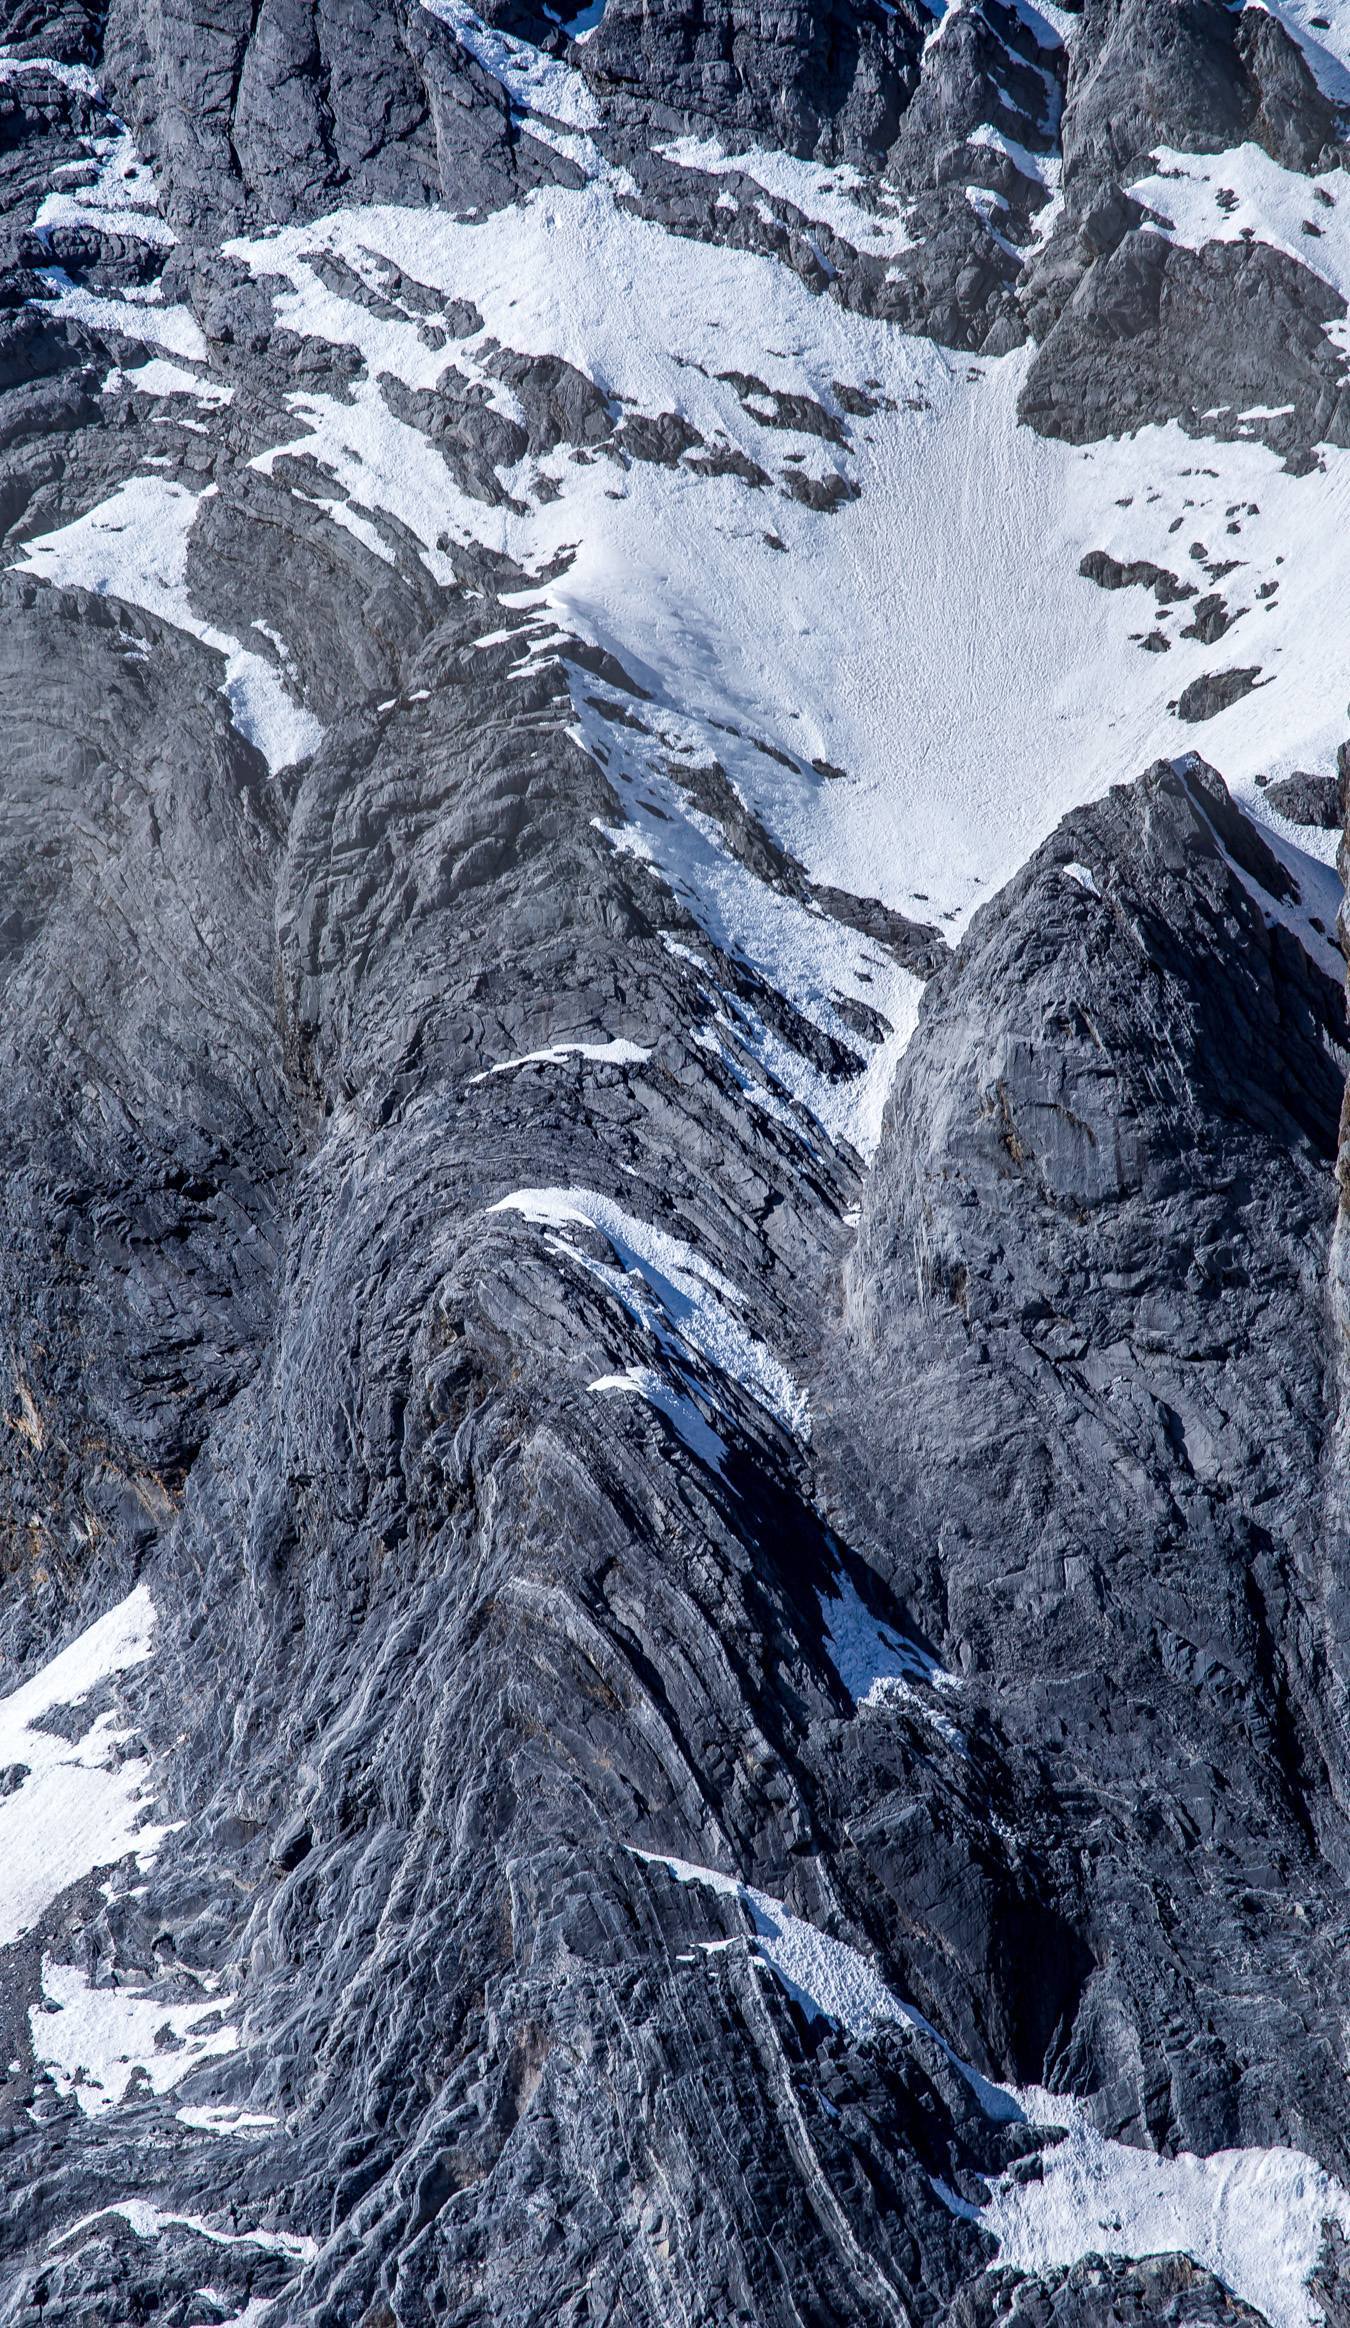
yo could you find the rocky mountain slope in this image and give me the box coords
[2,0,1350,2322]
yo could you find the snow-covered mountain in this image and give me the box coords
[2,0,1350,2320]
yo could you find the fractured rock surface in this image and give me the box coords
[0,0,1349,2323]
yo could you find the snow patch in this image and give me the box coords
[33,127,175,246]
[109,357,234,406]
[247,377,469,587]
[488,1186,809,1438]
[1132,143,1350,315]
[14,476,321,773]
[1254,0,1350,104]
[572,676,923,1161]
[30,1958,238,2116]
[969,120,1060,193]
[1010,0,1079,49]
[0,1588,167,1948]
[631,1846,1018,2117]
[0,50,99,94]
[658,135,917,259]
[821,1571,962,1744]
[177,2106,280,2139]
[196,2301,276,2328]
[983,2106,1350,2328]
[37,269,208,362]
[589,1366,729,1471]
[57,2202,316,2262]
[419,0,601,128]
[469,1036,652,1083]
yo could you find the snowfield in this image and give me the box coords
[17,96,1347,1161]
[0,1587,167,1947]
[32,1956,240,2118]
[220,175,1348,931]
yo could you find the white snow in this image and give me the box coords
[108,357,234,406]
[56,2202,316,2263]
[223,183,1348,954]
[33,127,175,246]
[1006,0,1079,51]
[468,1036,652,1082]
[821,1571,963,1745]
[981,2105,1350,2328]
[1191,781,1346,986]
[176,2105,280,2139]
[246,378,465,586]
[589,1365,729,1471]
[658,135,917,259]
[574,677,924,1159]
[631,1847,1018,2117]
[488,1186,810,1438]
[1062,861,1101,897]
[1254,0,1350,103]
[36,269,209,362]
[419,0,601,128]
[969,121,1060,194]
[30,1957,238,2116]
[196,2301,276,2328]
[689,1010,812,1137]
[1132,143,1350,313]
[0,1587,168,1948]
[0,50,99,95]
[926,0,1076,61]
[0,1586,155,1731]
[14,476,321,773]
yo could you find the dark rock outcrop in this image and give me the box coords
[824,752,1350,2165]
[1266,769,1341,829]
[581,0,928,163]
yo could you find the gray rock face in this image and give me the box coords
[101,0,555,231]
[1020,228,1350,465]
[1174,663,1265,720]
[581,0,928,162]
[1018,0,1350,459]
[1264,769,1342,829]
[823,749,1350,2191]
[1060,0,1334,188]
[0,0,1349,2322]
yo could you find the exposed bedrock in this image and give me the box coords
[579,0,930,162]
[823,753,1350,2171]
[97,0,560,232]
[1019,0,1350,455]
[1060,0,1338,189]
[0,568,1038,2324]
[4,665,1348,2325]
